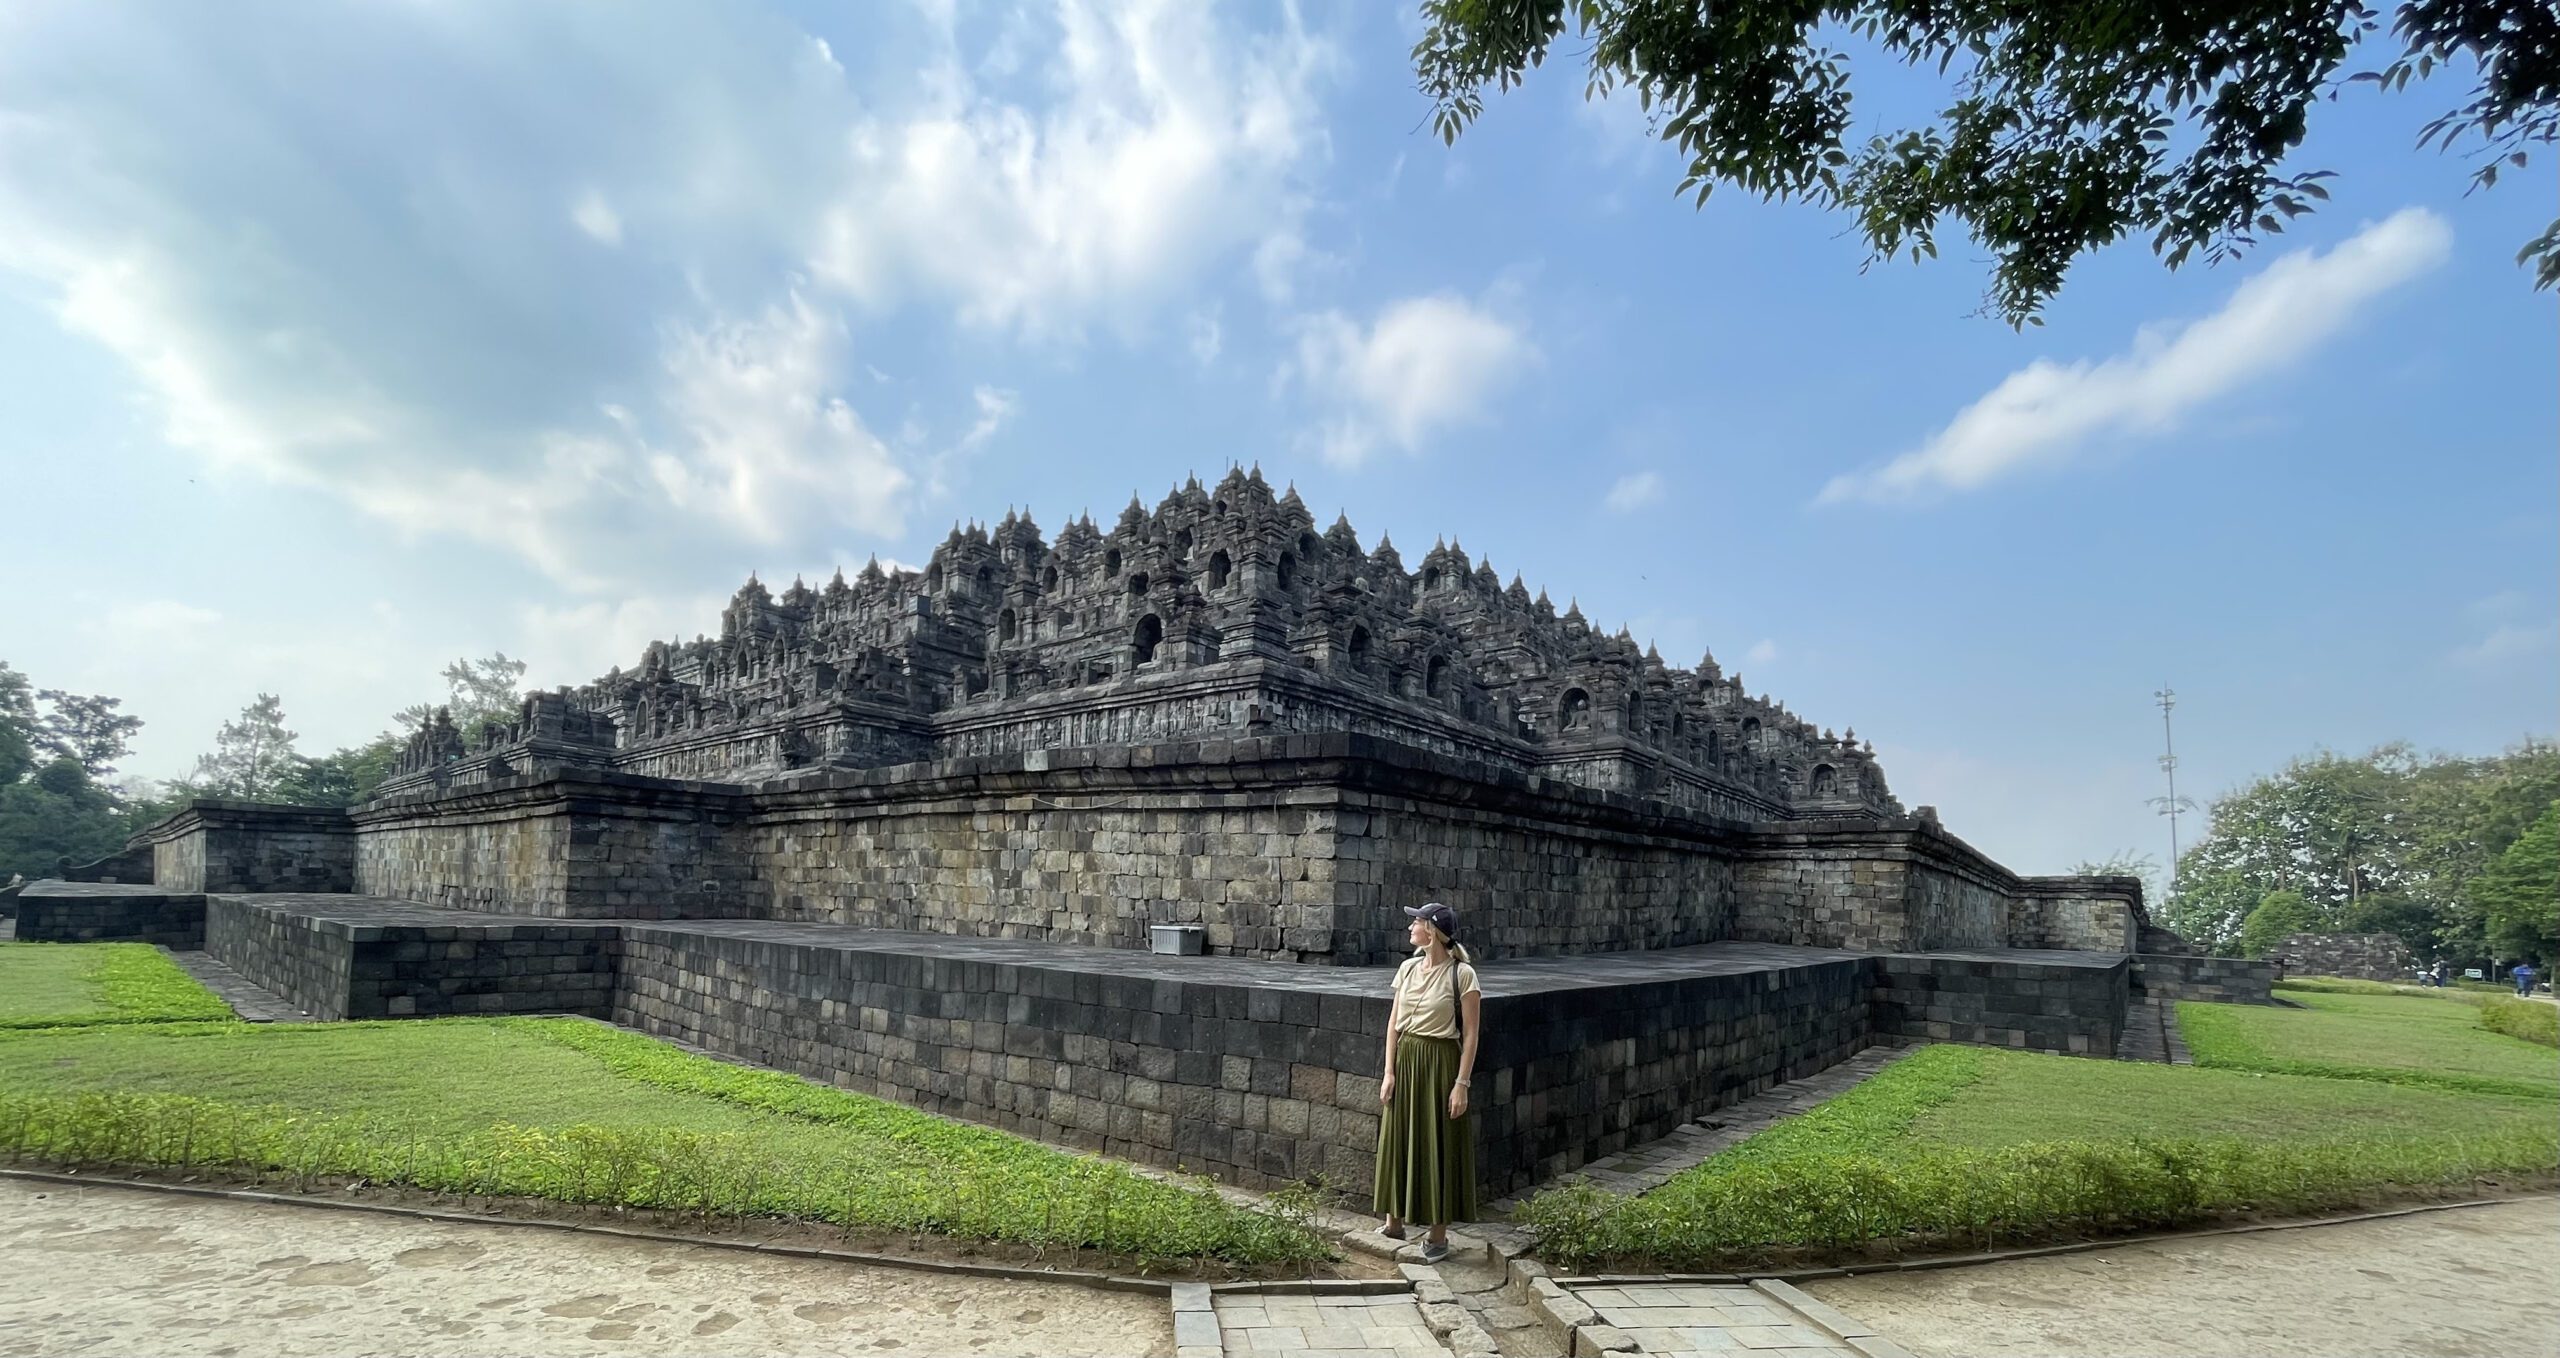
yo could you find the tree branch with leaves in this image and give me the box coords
[1413,0,2558,325]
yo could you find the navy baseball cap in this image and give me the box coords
[1404,901,1458,940]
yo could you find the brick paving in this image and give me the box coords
[1575,1282,1848,1355]
[1211,1292,1447,1357]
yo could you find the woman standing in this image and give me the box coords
[1374,901,1481,1262]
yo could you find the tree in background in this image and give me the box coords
[1413,0,2558,325]
[2237,888,2323,959]
[2166,739,2560,958]
[394,654,525,744]
[2471,803,2558,961]
[2070,850,2166,910]
[0,661,161,880]
[269,734,404,809]
[32,689,143,776]
[185,694,300,801]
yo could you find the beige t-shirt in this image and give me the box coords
[1391,955,1479,1041]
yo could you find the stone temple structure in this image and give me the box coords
[23,468,2272,1196]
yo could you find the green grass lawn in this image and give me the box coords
[1521,1043,2558,1271]
[0,1017,1325,1267]
[2182,990,2559,1098]
[0,944,235,1029]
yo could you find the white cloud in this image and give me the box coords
[1287,293,1535,468]
[644,293,909,545]
[518,589,731,690]
[2450,622,2558,669]
[1744,638,1780,667]
[1187,306,1224,365]
[1818,208,2454,506]
[571,189,623,246]
[1603,471,1663,513]
[0,2,1337,589]
[810,0,1332,339]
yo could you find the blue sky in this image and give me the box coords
[2,1,2551,876]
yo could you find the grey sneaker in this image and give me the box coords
[1378,1222,1406,1242]
[1420,1240,1450,1264]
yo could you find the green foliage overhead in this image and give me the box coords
[2166,740,2560,960]
[1412,0,2560,325]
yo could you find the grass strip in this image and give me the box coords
[0,1019,1330,1267]
[2276,977,2473,1000]
[2478,997,2559,1049]
[0,944,234,1029]
[1521,1126,2557,1271]
[2180,996,2555,1100]
[1518,1044,2559,1271]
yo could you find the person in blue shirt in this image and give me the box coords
[2513,961,2539,996]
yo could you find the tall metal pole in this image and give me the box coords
[2152,686,2191,876]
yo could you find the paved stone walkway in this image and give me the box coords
[2110,995,2190,1064]
[1211,1291,1446,1356]
[163,949,313,1023]
[1568,1282,1879,1357]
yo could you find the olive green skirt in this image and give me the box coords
[1373,1035,1479,1225]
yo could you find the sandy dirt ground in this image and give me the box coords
[1806,1197,2560,1358]
[0,1178,1171,1357]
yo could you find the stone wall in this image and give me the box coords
[14,884,206,948]
[613,927,1890,1197]
[137,736,2158,970]
[139,802,354,894]
[2275,932,2417,982]
[2128,953,2276,1005]
[2010,877,2142,953]
[1871,951,2129,1056]
[355,800,577,914]
[207,895,616,1021]
[1730,824,2013,953]
[58,844,154,884]
[1476,951,1872,1191]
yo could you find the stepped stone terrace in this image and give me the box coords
[24,468,2271,1195]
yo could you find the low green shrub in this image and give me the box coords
[2275,977,2463,999]
[2478,997,2560,1049]
[1520,1128,2559,1271]
[0,944,234,1029]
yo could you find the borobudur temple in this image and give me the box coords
[21,467,2273,1195]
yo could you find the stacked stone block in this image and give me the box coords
[2129,953,2277,1004]
[140,802,353,894]
[1871,951,2129,1056]
[2275,932,2417,982]
[14,883,206,948]
[206,895,616,1022]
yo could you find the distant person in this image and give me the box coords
[1375,901,1481,1264]
[2435,960,2452,987]
[2514,961,2539,997]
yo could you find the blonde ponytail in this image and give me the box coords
[1450,942,1472,966]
